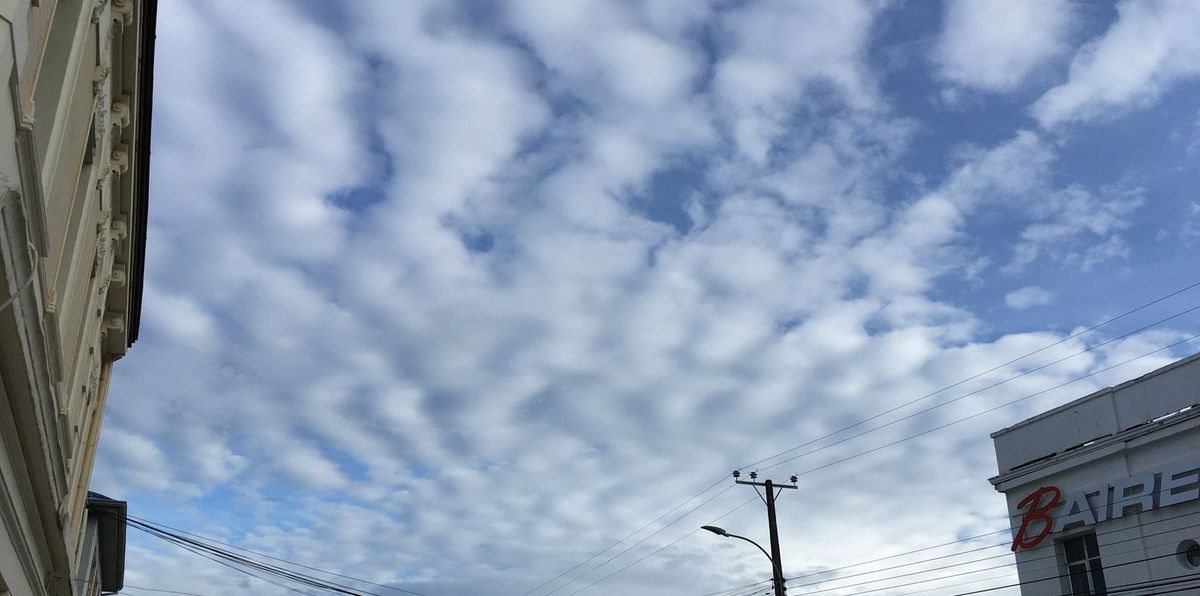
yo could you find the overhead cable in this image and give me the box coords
[129,515,427,596]
[526,281,1200,594]
[128,518,430,596]
[784,498,1200,591]
[565,330,1200,592]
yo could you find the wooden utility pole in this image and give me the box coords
[734,471,797,596]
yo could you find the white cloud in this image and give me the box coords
[1033,0,1200,126]
[1006,286,1055,309]
[1167,201,1200,246]
[91,2,1195,595]
[1007,184,1144,271]
[900,131,1144,273]
[934,0,1074,92]
[93,429,177,493]
[148,0,368,265]
[713,0,881,162]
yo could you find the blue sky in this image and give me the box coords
[94,1,1200,595]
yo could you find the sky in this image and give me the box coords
[92,1,1200,595]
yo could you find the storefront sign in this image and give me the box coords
[1011,459,1200,551]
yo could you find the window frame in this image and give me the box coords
[1060,531,1107,596]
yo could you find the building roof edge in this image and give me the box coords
[989,351,1200,439]
[127,0,157,346]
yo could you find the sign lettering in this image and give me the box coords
[1011,486,1060,551]
[1010,460,1200,551]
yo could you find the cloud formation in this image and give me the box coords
[1006,286,1055,310]
[93,2,1200,595]
[934,0,1074,92]
[1033,0,1200,126]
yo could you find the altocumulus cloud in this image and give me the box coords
[1005,286,1055,310]
[93,1,1200,595]
[934,0,1074,93]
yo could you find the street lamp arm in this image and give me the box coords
[722,532,774,567]
[700,524,786,596]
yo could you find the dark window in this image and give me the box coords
[1063,533,1107,596]
[1180,540,1200,569]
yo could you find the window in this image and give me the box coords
[1179,540,1200,569]
[1063,533,1107,596]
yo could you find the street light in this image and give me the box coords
[700,525,785,595]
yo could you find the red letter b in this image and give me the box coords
[1011,486,1060,551]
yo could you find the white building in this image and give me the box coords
[0,0,154,594]
[990,353,1200,595]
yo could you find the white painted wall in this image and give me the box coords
[991,354,1200,595]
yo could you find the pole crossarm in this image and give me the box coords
[735,480,797,489]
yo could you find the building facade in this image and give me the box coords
[0,0,153,594]
[990,353,1200,595]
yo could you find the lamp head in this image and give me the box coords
[701,525,728,536]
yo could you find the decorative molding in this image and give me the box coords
[89,0,110,24]
[95,166,114,192]
[94,211,111,289]
[110,100,130,129]
[86,358,100,405]
[97,210,112,236]
[92,64,111,93]
[110,0,133,26]
[110,217,127,240]
[0,177,72,589]
[108,265,126,287]
[92,64,112,125]
[43,287,55,314]
[100,312,124,336]
[109,148,128,175]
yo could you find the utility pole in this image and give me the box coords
[733,471,797,596]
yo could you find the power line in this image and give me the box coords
[777,331,1200,477]
[786,524,1200,596]
[1120,577,1200,596]
[943,573,1200,596]
[132,520,353,595]
[701,341,1200,596]
[123,586,208,596]
[695,578,774,596]
[71,576,208,596]
[563,495,762,595]
[130,522,322,595]
[759,308,1200,473]
[540,485,738,595]
[789,548,1198,596]
[1119,580,1200,596]
[743,279,1200,472]
[940,552,1196,596]
[524,281,1200,593]
[694,498,1200,596]
[128,515,428,596]
[128,518,430,596]
[552,335,1200,592]
[580,331,1200,590]
[781,528,1009,585]
[783,499,1200,591]
[521,475,731,595]
[717,584,775,596]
